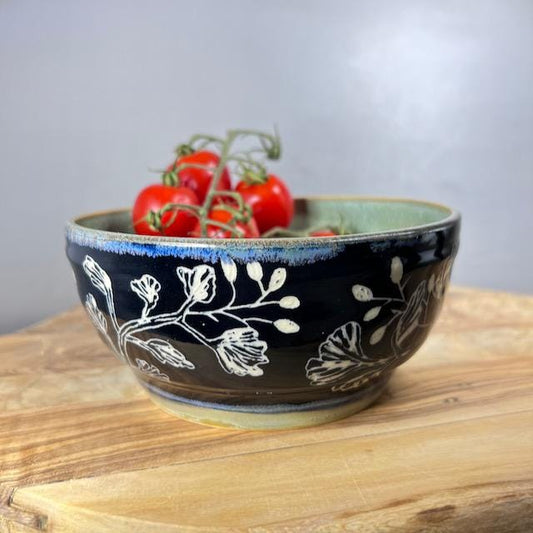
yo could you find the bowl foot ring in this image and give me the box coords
[143,379,389,430]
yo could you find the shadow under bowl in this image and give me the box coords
[66,196,460,429]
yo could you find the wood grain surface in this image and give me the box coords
[1,287,532,532]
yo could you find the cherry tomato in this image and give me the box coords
[189,208,260,239]
[132,184,199,237]
[310,229,337,237]
[235,174,293,234]
[168,150,232,203]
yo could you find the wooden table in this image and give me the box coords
[1,287,532,532]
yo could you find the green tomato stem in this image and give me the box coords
[162,163,214,186]
[203,218,244,238]
[166,127,280,238]
[149,203,201,233]
[200,130,239,236]
[260,223,344,238]
[187,134,225,151]
[260,226,304,238]
[211,190,245,211]
[211,203,247,221]
[228,128,281,160]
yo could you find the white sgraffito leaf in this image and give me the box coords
[306,355,357,388]
[145,338,195,369]
[331,370,384,392]
[428,274,435,294]
[268,268,287,292]
[435,279,443,299]
[305,321,389,391]
[369,326,386,345]
[363,306,381,322]
[320,321,363,361]
[176,266,190,289]
[213,327,268,377]
[83,255,111,295]
[84,294,117,355]
[273,319,300,334]
[279,296,300,309]
[221,258,237,283]
[130,274,161,316]
[246,262,263,282]
[390,256,403,284]
[396,281,427,346]
[85,293,107,334]
[135,358,170,381]
[176,265,216,303]
[432,259,452,299]
[352,284,373,302]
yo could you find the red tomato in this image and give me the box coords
[168,150,232,203]
[310,229,337,237]
[189,208,260,239]
[235,174,293,234]
[132,184,199,237]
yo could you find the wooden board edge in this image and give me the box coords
[257,480,533,532]
[7,479,533,532]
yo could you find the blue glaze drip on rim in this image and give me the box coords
[141,379,387,414]
[65,223,345,265]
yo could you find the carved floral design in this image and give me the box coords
[306,256,448,391]
[82,256,300,380]
[306,321,390,392]
[83,252,451,390]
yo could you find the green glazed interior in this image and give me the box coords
[75,197,455,237]
[290,197,451,233]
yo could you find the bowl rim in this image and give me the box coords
[66,195,461,247]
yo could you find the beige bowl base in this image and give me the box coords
[146,381,388,430]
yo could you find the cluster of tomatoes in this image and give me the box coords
[132,148,294,239]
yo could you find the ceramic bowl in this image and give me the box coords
[66,197,460,429]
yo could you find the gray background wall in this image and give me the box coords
[1,0,532,334]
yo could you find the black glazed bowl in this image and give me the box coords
[66,197,460,429]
